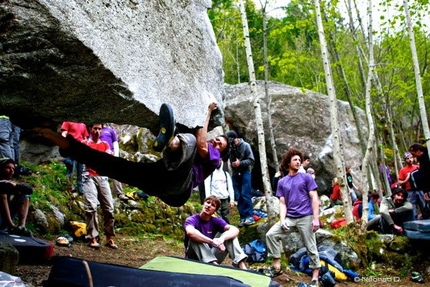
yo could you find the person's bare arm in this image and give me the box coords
[309,190,320,232]
[212,224,239,252]
[195,102,217,159]
[279,197,288,230]
[185,225,215,246]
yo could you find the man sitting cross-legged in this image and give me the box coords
[184,195,248,269]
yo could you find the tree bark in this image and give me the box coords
[313,0,353,223]
[403,0,430,151]
[238,0,276,226]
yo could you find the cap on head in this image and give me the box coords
[227,130,238,139]
[403,152,412,160]
[0,158,15,167]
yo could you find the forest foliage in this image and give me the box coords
[208,0,430,156]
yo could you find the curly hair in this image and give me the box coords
[280,147,303,173]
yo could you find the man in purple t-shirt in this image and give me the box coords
[266,148,320,286]
[184,195,247,269]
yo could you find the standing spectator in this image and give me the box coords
[266,148,320,286]
[61,121,89,194]
[81,124,117,250]
[298,154,310,173]
[271,167,284,192]
[0,116,14,159]
[0,158,32,236]
[0,116,21,169]
[99,124,129,202]
[11,124,21,165]
[307,168,315,179]
[345,166,358,203]
[184,195,247,269]
[204,161,234,223]
[379,160,393,186]
[408,144,430,197]
[227,130,255,227]
[380,187,413,235]
[398,152,422,220]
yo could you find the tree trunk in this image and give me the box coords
[313,0,353,223]
[237,0,276,226]
[260,1,279,171]
[404,0,430,151]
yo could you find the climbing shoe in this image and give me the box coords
[153,103,175,152]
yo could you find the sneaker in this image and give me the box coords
[310,279,319,287]
[153,103,175,152]
[238,219,245,228]
[411,271,425,283]
[8,226,32,237]
[243,217,255,226]
[117,194,130,202]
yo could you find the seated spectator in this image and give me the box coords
[184,195,247,269]
[0,158,32,236]
[351,197,362,220]
[352,192,381,231]
[330,177,342,206]
[380,187,413,235]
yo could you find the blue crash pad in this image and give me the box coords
[404,220,430,240]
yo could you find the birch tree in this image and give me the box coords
[359,0,379,229]
[260,0,279,169]
[403,0,430,152]
[313,0,353,223]
[237,0,276,226]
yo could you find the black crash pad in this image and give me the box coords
[0,230,53,264]
[43,256,263,287]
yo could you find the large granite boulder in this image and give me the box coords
[0,0,224,129]
[224,81,367,193]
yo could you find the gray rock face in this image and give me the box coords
[1,0,224,129]
[224,81,367,193]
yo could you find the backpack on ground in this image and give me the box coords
[241,239,268,264]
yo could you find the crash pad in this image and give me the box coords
[0,230,53,264]
[404,220,430,240]
[141,256,279,287]
[43,256,271,287]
